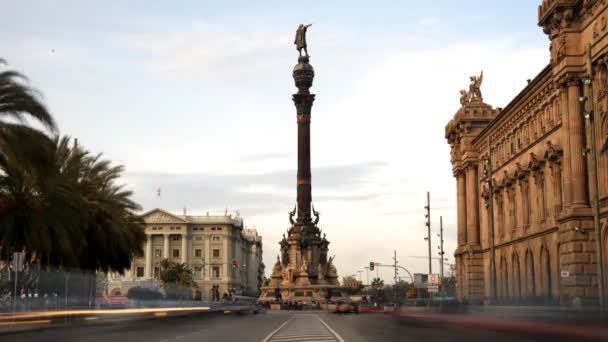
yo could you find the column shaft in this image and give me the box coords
[567,80,588,207]
[163,234,170,259]
[466,164,480,244]
[457,172,467,246]
[145,234,152,278]
[560,86,573,207]
[181,234,188,264]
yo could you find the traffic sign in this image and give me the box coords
[560,270,570,280]
[428,273,439,293]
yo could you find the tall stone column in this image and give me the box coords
[567,78,588,207]
[292,56,315,225]
[145,234,152,278]
[466,163,480,244]
[560,84,572,207]
[181,234,188,264]
[456,171,468,246]
[163,234,170,259]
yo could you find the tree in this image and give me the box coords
[159,259,193,288]
[0,60,56,132]
[371,277,384,289]
[0,60,145,304]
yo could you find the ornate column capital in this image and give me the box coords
[292,94,316,115]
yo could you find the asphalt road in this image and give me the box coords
[5,311,539,342]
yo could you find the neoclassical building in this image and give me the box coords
[446,0,608,305]
[108,208,263,299]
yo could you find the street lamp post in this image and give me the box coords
[581,43,605,311]
[482,140,498,303]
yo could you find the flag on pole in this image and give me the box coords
[156,187,161,197]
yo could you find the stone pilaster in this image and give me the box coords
[145,234,152,278]
[163,233,170,259]
[466,163,480,245]
[566,77,588,208]
[456,171,468,246]
[181,234,188,264]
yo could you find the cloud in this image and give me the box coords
[125,160,386,214]
[115,20,293,76]
[417,17,440,27]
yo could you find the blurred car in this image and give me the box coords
[334,298,354,313]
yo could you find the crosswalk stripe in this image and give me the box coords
[263,314,340,342]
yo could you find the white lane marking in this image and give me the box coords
[315,314,345,342]
[261,315,295,342]
[159,340,168,342]
[176,336,184,339]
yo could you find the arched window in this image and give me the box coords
[501,256,509,298]
[525,250,536,299]
[541,246,552,302]
[512,253,521,300]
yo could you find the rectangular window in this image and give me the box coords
[171,235,180,241]
[173,249,180,258]
[195,249,202,257]
[195,236,202,241]
[212,266,220,279]
[213,249,220,258]
[212,236,221,241]
[153,266,160,279]
[136,266,144,278]
[154,249,161,257]
[194,266,202,279]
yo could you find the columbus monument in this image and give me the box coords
[259,24,342,302]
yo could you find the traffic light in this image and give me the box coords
[231,259,237,269]
[369,262,374,271]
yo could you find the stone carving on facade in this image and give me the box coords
[299,257,309,276]
[326,256,337,277]
[312,204,320,225]
[459,90,471,107]
[271,256,283,278]
[316,263,324,280]
[544,141,563,162]
[469,71,483,100]
[556,34,567,62]
[288,204,296,225]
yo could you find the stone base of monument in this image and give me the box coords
[270,303,282,310]
[258,284,345,303]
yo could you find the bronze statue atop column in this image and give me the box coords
[294,24,312,57]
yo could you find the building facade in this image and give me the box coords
[108,208,263,300]
[445,0,608,305]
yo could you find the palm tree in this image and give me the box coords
[0,125,84,266]
[55,137,145,273]
[0,59,56,132]
[371,277,384,289]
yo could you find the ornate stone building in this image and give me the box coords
[108,208,263,300]
[446,0,608,305]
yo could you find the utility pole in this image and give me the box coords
[483,138,498,303]
[424,192,433,303]
[582,43,605,311]
[424,192,432,275]
[438,216,445,296]
[393,250,399,302]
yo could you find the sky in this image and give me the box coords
[3,0,550,284]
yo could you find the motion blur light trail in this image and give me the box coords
[0,319,51,327]
[0,306,210,322]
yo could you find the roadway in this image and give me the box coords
[4,310,543,342]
